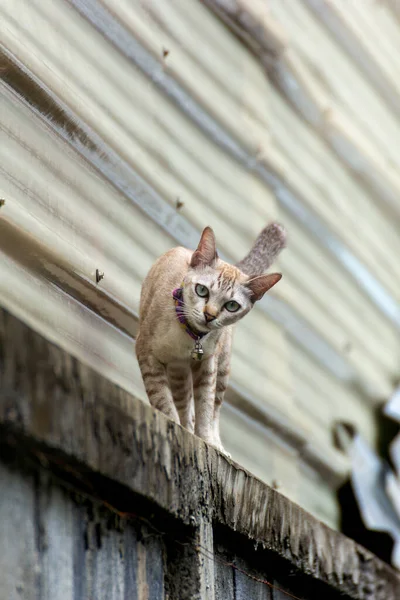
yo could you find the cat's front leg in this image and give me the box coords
[192,357,217,445]
[167,363,194,433]
[136,350,179,423]
[210,331,233,456]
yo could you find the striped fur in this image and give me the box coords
[236,223,286,276]
[136,224,286,455]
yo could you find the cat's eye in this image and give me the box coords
[195,284,209,298]
[224,300,240,312]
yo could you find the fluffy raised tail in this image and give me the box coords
[236,223,287,276]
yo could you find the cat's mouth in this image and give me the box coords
[202,320,219,332]
[190,316,212,334]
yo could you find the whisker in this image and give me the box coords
[160,306,198,321]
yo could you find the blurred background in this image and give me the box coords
[1,0,400,566]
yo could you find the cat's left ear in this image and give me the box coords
[191,227,218,268]
[245,273,282,302]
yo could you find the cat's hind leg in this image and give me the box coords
[136,347,179,423]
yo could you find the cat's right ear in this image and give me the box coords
[191,227,218,268]
[245,273,282,302]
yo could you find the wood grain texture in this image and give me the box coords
[0,307,399,600]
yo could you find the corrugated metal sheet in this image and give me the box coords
[1,0,399,527]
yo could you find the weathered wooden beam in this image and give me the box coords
[0,306,399,599]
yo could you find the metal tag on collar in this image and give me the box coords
[191,339,204,361]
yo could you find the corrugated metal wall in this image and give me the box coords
[1,0,399,528]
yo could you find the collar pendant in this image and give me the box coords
[191,339,204,361]
[172,286,207,361]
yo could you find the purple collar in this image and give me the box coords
[172,287,208,341]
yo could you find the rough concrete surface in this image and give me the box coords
[0,307,399,599]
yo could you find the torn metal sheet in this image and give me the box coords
[384,386,400,423]
[386,472,400,524]
[390,434,400,477]
[350,435,400,569]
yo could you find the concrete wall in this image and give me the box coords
[0,460,165,600]
[0,307,399,600]
[0,457,303,599]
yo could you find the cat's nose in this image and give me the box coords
[204,311,217,323]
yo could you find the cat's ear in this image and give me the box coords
[245,273,282,302]
[191,227,218,268]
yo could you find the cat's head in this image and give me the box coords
[182,227,282,333]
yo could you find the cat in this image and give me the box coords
[136,223,286,455]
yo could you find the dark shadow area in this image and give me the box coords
[338,480,394,567]
[214,523,358,600]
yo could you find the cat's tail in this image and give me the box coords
[236,222,287,276]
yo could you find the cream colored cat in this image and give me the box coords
[136,224,286,455]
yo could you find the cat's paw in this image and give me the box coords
[213,443,232,459]
[202,436,232,458]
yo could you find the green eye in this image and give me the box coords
[195,284,209,298]
[224,300,240,312]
